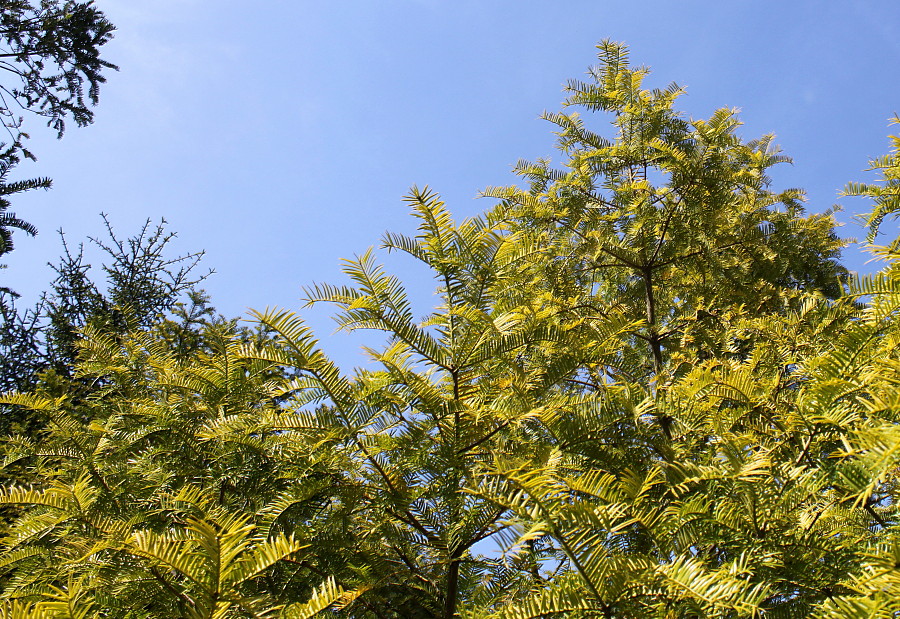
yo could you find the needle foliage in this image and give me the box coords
[1,42,899,618]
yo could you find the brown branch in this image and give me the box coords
[457,420,511,455]
[150,566,193,609]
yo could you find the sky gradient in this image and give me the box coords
[6,1,900,365]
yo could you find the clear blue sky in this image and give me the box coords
[6,1,900,365]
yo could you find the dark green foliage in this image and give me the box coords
[0,0,116,138]
[0,141,49,260]
[0,0,116,300]
[0,139,50,293]
[0,217,210,437]
[40,215,209,376]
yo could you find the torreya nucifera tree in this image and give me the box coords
[484,41,846,380]
[0,42,898,619]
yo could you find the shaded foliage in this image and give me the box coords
[0,216,210,436]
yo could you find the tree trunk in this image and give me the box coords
[443,558,460,619]
[642,268,662,373]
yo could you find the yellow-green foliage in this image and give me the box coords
[1,42,898,618]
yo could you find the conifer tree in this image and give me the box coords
[844,115,900,247]
[485,41,846,378]
[0,0,116,139]
[0,0,116,287]
[0,217,210,437]
[1,40,899,619]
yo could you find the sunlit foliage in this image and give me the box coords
[1,41,898,618]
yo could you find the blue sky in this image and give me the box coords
[6,1,900,365]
